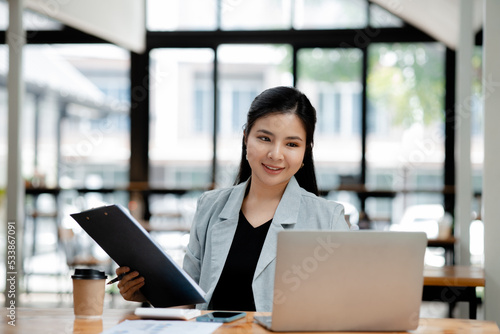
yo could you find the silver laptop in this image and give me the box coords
[255,230,427,332]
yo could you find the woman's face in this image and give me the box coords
[245,112,307,190]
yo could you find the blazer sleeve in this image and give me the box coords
[330,201,350,231]
[182,193,207,284]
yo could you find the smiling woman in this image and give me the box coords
[115,86,350,312]
[234,86,319,195]
[241,113,307,228]
[245,113,307,197]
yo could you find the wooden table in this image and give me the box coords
[423,265,485,319]
[2,308,499,334]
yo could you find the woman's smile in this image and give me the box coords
[262,163,285,174]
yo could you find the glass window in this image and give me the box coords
[366,43,445,192]
[0,1,6,30]
[369,3,404,28]
[194,78,213,134]
[297,48,363,191]
[53,45,131,104]
[471,46,483,193]
[3,44,129,189]
[40,44,131,189]
[147,0,217,31]
[294,0,367,30]
[149,48,215,189]
[365,197,393,228]
[16,44,131,269]
[216,44,293,187]
[221,0,292,30]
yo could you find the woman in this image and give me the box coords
[117,86,349,311]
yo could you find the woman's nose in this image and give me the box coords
[268,144,284,160]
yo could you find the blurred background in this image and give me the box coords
[0,0,486,314]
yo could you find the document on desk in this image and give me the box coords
[101,320,222,334]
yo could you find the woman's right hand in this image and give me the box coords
[116,266,147,303]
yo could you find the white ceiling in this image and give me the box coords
[25,0,146,53]
[371,0,484,49]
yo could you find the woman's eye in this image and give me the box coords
[287,142,299,147]
[258,136,270,142]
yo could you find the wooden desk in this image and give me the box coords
[2,308,499,334]
[424,265,485,287]
[423,265,485,319]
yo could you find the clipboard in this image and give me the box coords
[70,204,206,308]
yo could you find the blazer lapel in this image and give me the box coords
[254,177,302,280]
[208,180,249,285]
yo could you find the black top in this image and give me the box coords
[209,211,272,311]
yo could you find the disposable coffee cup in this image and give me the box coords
[72,268,107,318]
[73,318,103,333]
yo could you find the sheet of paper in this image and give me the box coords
[101,319,222,334]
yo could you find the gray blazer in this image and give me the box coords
[182,176,349,312]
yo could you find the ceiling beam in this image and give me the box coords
[1,26,436,49]
[146,27,435,49]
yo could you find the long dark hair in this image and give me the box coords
[234,86,319,195]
